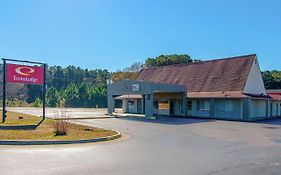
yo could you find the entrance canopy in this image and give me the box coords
[115,94,142,100]
[107,80,187,118]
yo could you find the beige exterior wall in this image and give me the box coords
[250,99,267,119]
[270,101,281,117]
[188,99,242,119]
[128,99,138,113]
[122,99,128,113]
[214,99,242,120]
[188,99,210,118]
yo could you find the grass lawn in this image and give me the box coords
[0,111,118,141]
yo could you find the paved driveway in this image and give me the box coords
[1,108,281,175]
[8,107,108,119]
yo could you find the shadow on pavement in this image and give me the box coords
[118,116,214,125]
[0,118,45,130]
[255,117,281,126]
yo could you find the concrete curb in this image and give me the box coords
[110,114,155,119]
[54,116,119,120]
[0,130,121,145]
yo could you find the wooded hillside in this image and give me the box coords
[0,65,110,107]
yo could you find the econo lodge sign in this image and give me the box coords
[6,63,44,85]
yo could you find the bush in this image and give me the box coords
[33,98,42,107]
[53,120,69,136]
[53,109,70,136]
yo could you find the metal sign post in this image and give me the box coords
[42,64,46,120]
[1,58,47,123]
[2,59,6,123]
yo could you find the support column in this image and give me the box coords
[182,93,187,117]
[266,99,270,118]
[142,95,145,114]
[210,98,215,118]
[242,98,251,121]
[122,99,128,113]
[2,59,6,123]
[107,95,115,115]
[42,64,46,120]
[145,94,154,119]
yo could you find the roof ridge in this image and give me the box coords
[203,54,256,63]
[141,54,257,71]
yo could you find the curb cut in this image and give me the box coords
[0,130,121,145]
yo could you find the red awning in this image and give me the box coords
[268,93,281,100]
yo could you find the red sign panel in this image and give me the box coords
[6,63,44,85]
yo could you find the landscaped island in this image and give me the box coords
[0,111,119,142]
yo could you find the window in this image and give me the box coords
[217,100,233,112]
[132,84,140,92]
[197,100,210,111]
[188,101,192,110]
[159,100,169,109]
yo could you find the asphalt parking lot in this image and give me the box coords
[2,107,281,175]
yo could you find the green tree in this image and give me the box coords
[47,66,66,90]
[78,83,89,107]
[63,84,80,107]
[33,98,42,107]
[144,54,196,68]
[95,69,110,86]
[88,86,107,108]
[262,70,281,89]
[26,85,42,103]
[46,87,59,107]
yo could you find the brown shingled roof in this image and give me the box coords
[137,54,256,93]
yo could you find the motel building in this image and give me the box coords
[107,54,281,121]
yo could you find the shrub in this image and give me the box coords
[53,109,70,136]
[33,98,42,107]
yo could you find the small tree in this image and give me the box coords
[144,54,194,68]
[46,87,59,107]
[33,98,42,107]
[53,101,69,136]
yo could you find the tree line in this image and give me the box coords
[262,70,281,89]
[0,65,110,107]
[0,54,280,108]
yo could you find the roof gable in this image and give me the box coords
[243,58,267,95]
[137,54,257,93]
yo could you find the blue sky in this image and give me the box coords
[0,0,280,71]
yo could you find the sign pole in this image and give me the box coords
[42,64,46,120]
[2,59,6,123]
